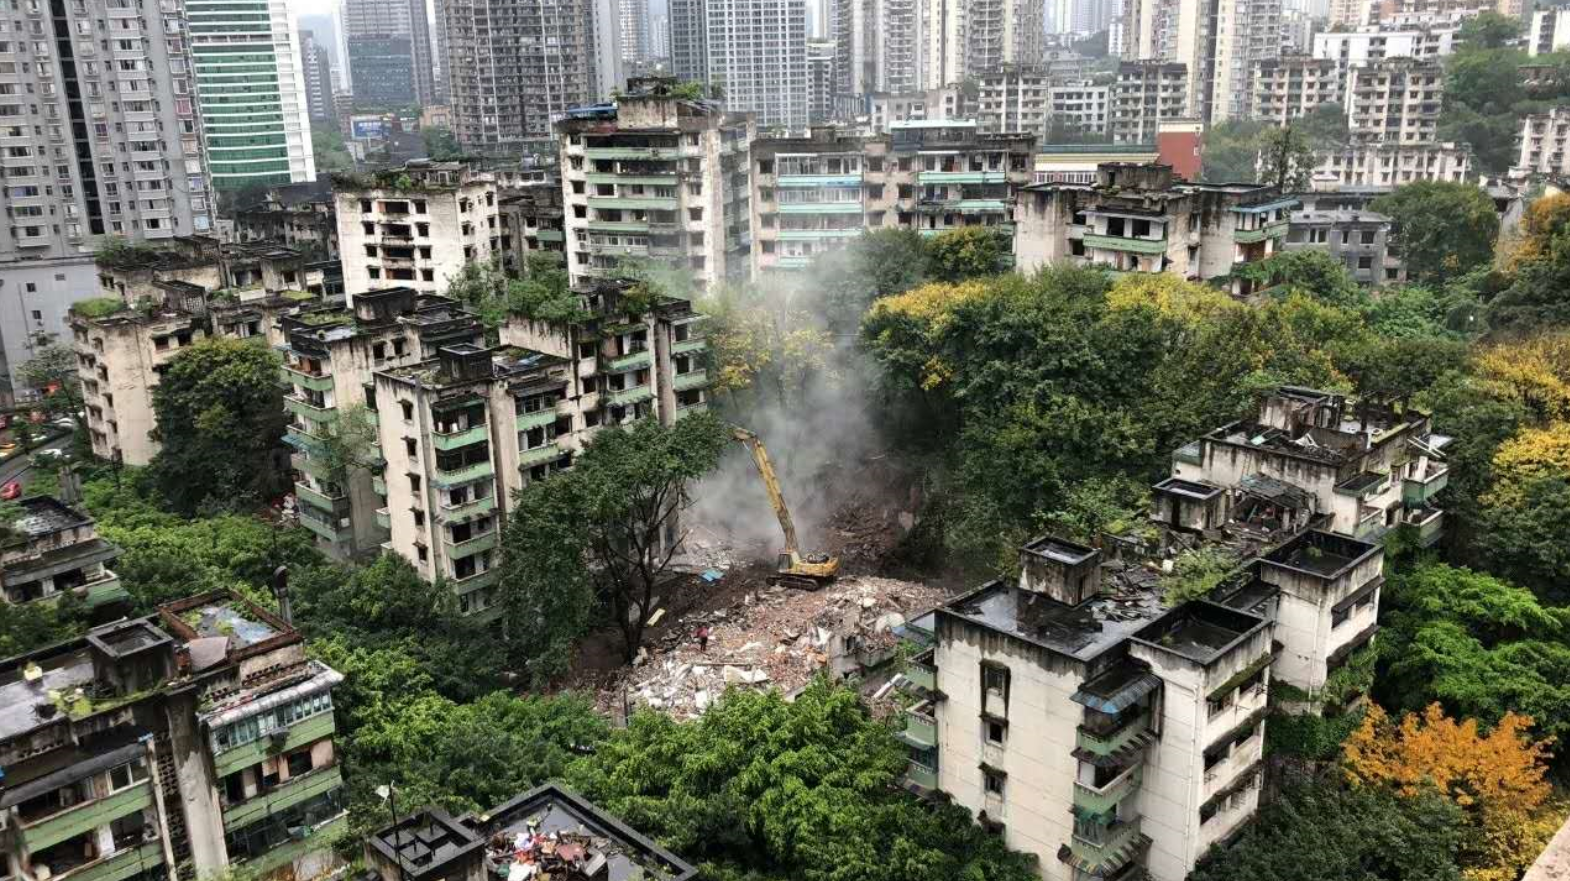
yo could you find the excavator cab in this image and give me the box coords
[732,427,839,590]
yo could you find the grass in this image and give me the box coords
[72,297,127,319]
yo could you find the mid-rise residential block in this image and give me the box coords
[0,590,346,881]
[1251,56,1340,127]
[1013,163,1296,289]
[1512,106,1570,180]
[1284,209,1402,285]
[1308,141,1472,189]
[1345,58,1442,144]
[1110,63,1189,144]
[333,161,500,302]
[0,494,126,610]
[556,79,754,290]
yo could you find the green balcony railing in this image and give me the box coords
[82,573,128,609]
[1402,467,1449,506]
[1072,765,1142,815]
[607,385,653,407]
[1083,233,1167,255]
[223,766,343,831]
[1234,220,1289,244]
[444,530,498,559]
[239,812,347,877]
[900,705,937,749]
[371,475,387,496]
[672,337,707,355]
[433,460,494,489]
[213,713,337,777]
[283,396,333,424]
[1076,713,1152,757]
[917,170,1007,184]
[20,783,154,851]
[534,228,565,242]
[280,365,333,393]
[59,840,163,881]
[906,655,936,692]
[776,174,862,187]
[451,567,499,595]
[586,173,678,185]
[518,443,562,469]
[777,202,864,214]
[299,512,352,543]
[607,348,652,372]
[294,482,344,513]
[904,761,939,791]
[588,196,678,211]
[673,370,707,392]
[1064,817,1144,876]
[586,219,651,234]
[675,402,708,419]
[516,409,557,431]
[432,424,488,451]
[441,494,496,522]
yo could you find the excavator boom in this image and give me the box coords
[732,427,799,555]
[731,426,838,588]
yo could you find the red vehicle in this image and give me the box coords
[1,480,21,500]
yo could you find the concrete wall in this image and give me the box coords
[336,184,497,302]
[933,616,1085,881]
[0,257,97,408]
[1257,547,1381,692]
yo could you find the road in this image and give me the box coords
[0,433,74,490]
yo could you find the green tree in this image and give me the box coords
[421,126,463,160]
[1371,182,1499,284]
[19,344,87,437]
[1201,120,1267,183]
[498,411,730,672]
[312,125,353,173]
[1458,11,1521,48]
[148,338,287,514]
[1297,102,1350,149]
[813,228,930,335]
[1189,783,1464,881]
[925,226,1013,281]
[0,591,91,657]
[567,681,1040,881]
[1376,562,1570,742]
[1258,125,1316,192]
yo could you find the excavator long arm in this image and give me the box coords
[732,427,799,556]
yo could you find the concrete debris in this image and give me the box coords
[598,574,947,719]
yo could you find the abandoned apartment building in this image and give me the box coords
[0,590,346,881]
[280,288,487,560]
[370,279,709,614]
[0,494,127,611]
[70,238,342,466]
[364,782,695,881]
[895,386,1450,881]
[1012,163,1297,294]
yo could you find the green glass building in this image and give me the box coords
[188,0,315,189]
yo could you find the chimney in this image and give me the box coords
[272,565,292,627]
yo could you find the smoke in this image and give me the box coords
[680,262,893,568]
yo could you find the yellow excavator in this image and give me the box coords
[732,427,840,590]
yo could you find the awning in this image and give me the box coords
[199,663,343,728]
[1071,672,1161,715]
[0,739,148,808]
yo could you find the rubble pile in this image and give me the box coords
[599,575,947,719]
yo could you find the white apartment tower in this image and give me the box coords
[1120,0,1281,122]
[620,0,652,63]
[1109,62,1188,143]
[441,0,600,149]
[1251,56,1339,126]
[557,79,755,289]
[834,0,927,96]
[1514,107,1570,179]
[1345,58,1442,144]
[670,0,810,130]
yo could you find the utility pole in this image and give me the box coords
[377,783,410,881]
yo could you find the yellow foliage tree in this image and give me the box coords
[1103,272,1239,322]
[1470,332,1570,424]
[1484,422,1570,508]
[1344,703,1559,881]
[863,280,991,390]
[1507,192,1570,270]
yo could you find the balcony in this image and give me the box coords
[776,173,862,188]
[897,701,937,750]
[371,475,387,496]
[443,530,497,558]
[586,172,677,186]
[586,146,675,161]
[518,443,562,469]
[778,201,864,214]
[281,365,333,393]
[904,759,938,792]
[432,423,488,451]
[778,228,862,240]
[294,481,345,514]
[19,781,153,851]
[1402,463,1448,506]
[222,766,343,831]
[374,508,390,530]
[606,348,652,372]
[672,336,706,356]
[433,460,494,489]
[606,385,653,407]
[1076,712,1155,758]
[49,840,163,881]
[905,648,936,691]
[441,493,495,523]
[586,219,651,234]
[1083,233,1166,255]
[213,712,335,777]
[917,170,1007,184]
[1234,220,1290,244]
[1073,764,1142,815]
[673,370,707,392]
[284,395,333,424]
[79,570,128,609]
[588,196,678,211]
[1062,817,1146,878]
[451,567,499,594]
[298,507,352,543]
[516,409,557,431]
[1401,506,1443,547]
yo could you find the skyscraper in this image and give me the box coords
[835,0,926,96]
[0,0,217,402]
[188,0,315,188]
[442,0,600,148]
[620,0,652,63]
[342,0,436,107]
[671,0,810,130]
[302,30,338,125]
[1121,0,1280,122]
[651,13,671,56]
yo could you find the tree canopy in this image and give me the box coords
[1371,183,1499,285]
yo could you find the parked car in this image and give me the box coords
[1,480,21,500]
[34,448,64,461]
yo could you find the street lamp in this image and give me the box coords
[376,783,410,881]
